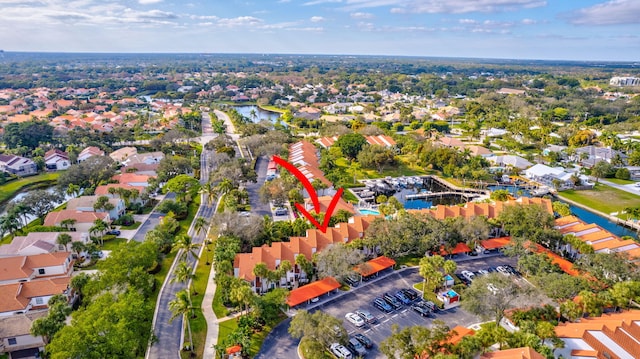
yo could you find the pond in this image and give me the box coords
[233,105,281,123]
[0,186,73,227]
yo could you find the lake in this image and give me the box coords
[233,105,281,123]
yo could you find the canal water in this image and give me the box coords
[233,105,281,123]
[0,186,73,228]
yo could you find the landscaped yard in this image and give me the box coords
[559,184,640,214]
[605,178,636,185]
[101,237,127,251]
[0,172,60,204]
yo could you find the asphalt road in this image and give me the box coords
[256,254,520,359]
[145,111,218,359]
[132,192,176,242]
[246,156,271,217]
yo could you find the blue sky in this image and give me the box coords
[1,0,639,61]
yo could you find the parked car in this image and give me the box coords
[394,290,412,305]
[330,343,353,359]
[496,266,511,276]
[461,270,476,281]
[477,269,489,276]
[345,312,365,327]
[422,301,438,312]
[274,207,288,216]
[354,333,373,349]
[106,229,121,236]
[411,303,431,317]
[373,297,393,313]
[355,309,377,324]
[383,293,403,309]
[504,265,521,276]
[347,337,367,356]
[400,288,419,301]
[345,275,360,287]
[487,266,497,273]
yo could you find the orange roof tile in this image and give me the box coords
[440,242,471,255]
[446,326,475,345]
[0,252,71,282]
[286,277,340,307]
[481,237,511,250]
[481,347,545,359]
[44,210,108,226]
[354,256,396,276]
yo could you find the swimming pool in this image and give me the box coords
[358,209,380,216]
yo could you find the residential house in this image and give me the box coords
[109,146,137,163]
[44,149,70,171]
[316,135,396,149]
[303,196,355,215]
[120,151,164,167]
[0,154,37,177]
[554,310,640,359]
[487,155,533,171]
[555,216,640,261]
[43,211,110,234]
[65,195,126,220]
[112,173,154,188]
[0,312,47,358]
[434,136,466,150]
[575,145,627,167]
[408,197,553,221]
[94,183,147,205]
[288,141,332,187]
[0,232,87,257]
[524,164,590,190]
[0,277,71,317]
[465,145,493,157]
[77,146,104,162]
[0,252,73,285]
[234,216,375,293]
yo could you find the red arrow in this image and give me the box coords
[273,155,344,233]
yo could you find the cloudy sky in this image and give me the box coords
[1,0,639,61]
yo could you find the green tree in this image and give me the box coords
[552,201,572,217]
[173,234,200,261]
[591,161,614,184]
[163,174,200,202]
[357,144,396,173]
[288,310,347,347]
[169,289,195,353]
[490,189,510,202]
[461,273,520,324]
[334,132,367,159]
[3,120,54,150]
[56,233,72,251]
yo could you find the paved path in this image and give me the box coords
[246,156,271,217]
[599,179,640,197]
[201,247,219,359]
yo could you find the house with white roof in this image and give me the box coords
[487,155,533,170]
[524,164,590,190]
[77,146,105,162]
[44,149,70,171]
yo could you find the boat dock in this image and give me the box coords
[405,191,480,201]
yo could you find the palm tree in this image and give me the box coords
[71,241,86,258]
[89,219,109,246]
[60,218,77,231]
[230,282,255,315]
[193,217,209,238]
[0,214,20,239]
[168,289,195,353]
[66,183,80,198]
[56,233,73,251]
[173,234,200,261]
[198,182,216,205]
[171,260,195,285]
[215,178,235,197]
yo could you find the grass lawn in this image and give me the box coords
[258,104,285,113]
[395,255,421,267]
[101,237,127,251]
[412,283,445,309]
[120,221,142,230]
[559,183,640,214]
[212,286,229,318]
[0,172,60,204]
[605,178,636,185]
[215,316,285,358]
[180,241,213,359]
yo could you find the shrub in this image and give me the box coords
[615,168,631,180]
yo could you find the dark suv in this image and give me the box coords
[373,297,393,313]
[383,293,403,309]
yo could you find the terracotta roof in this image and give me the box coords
[365,135,396,147]
[304,195,355,214]
[440,242,471,255]
[95,183,146,196]
[112,172,155,185]
[0,277,70,313]
[527,242,579,276]
[555,311,640,359]
[44,210,108,226]
[354,256,396,276]
[288,141,332,187]
[480,237,511,250]
[480,347,545,359]
[234,216,375,282]
[446,325,475,345]
[555,216,640,259]
[0,252,71,282]
[0,232,84,257]
[286,276,341,307]
[409,197,552,220]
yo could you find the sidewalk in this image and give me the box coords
[201,260,218,359]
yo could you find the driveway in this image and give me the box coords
[246,156,271,217]
[132,193,176,242]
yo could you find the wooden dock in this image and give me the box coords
[405,191,480,201]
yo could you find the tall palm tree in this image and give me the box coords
[71,241,86,258]
[171,260,195,286]
[89,219,109,246]
[0,214,20,239]
[198,182,217,205]
[215,178,235,198]
[168,289,195,353]
[60,218,77,231]
[56,233,73,251]
[173,234,201,261]
[193,217,209,238]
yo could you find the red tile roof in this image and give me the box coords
[481,347,545,359]
[354,256,396,277]
[555,216,640,259]
[480,237,511,250]
[286,276,341,307]
[44,210,108,226]
[440,242,471,255]
[409,197,553,220]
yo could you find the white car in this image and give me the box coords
[345,312,365,327]
[461,270,476,281]
[330,343,353,359]
[496,266,511,276]
[477,269,489,276]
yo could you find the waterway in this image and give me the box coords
[0,186,73,227]
[233,105,281,123]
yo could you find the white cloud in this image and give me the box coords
[138,0,163,4]
[304,0,342,6]
[568,0,640,25]
[459,19,477,24]
[350,12,374,19]
[345,0,546,14]
[310,16,324,22]
[521,18,536,25]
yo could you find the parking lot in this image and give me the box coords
[257,253,549,359]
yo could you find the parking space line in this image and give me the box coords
[382,318,390,323]
[392,314,398,318]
